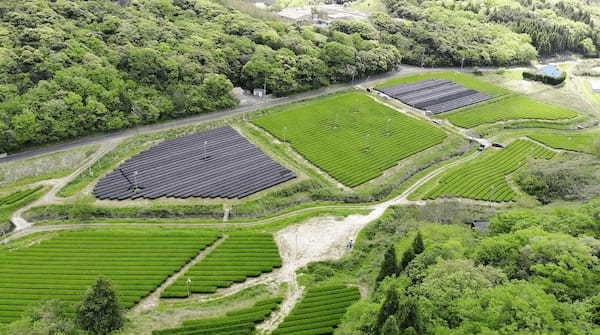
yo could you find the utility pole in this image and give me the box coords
[133,171,138,193]
[186,278,192,297]
[461,57,465,71]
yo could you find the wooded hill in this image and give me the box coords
[382,0,600,65]
[0,0,402,153]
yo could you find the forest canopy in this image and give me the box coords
[0,0,402,153]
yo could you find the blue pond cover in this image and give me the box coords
[536,65,562,79]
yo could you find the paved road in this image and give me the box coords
[0,67,431,164]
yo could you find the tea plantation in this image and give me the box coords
[418,140,555,201]
[0,231,219,323]
[272,285,360,335]
[439,95,578,128]
[152,297,283,335]
[253,92,447,187]
[162,233,281,298]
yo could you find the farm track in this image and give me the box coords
[9,139,122,231]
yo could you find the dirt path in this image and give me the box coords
[9,139,121,231]
[131,236,227,316]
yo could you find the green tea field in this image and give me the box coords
[525,131,598,153]
[253,92,447,187]
[0,231,220,323]
[161,233,281,298]
[272,285,360,335]
[152,297,283,335]
[439,95,578,128]
[414,140,555,201]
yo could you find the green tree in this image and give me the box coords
[399,247,416,273]
[76,277,124,335]
[381,315,400,335]
[412,232,425,255]
[396,296,422,333]
[376,287,399,331]
[377,244,399,283]
[454,281,581,334]
[5,300,84,335]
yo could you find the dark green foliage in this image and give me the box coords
[4,300,84,335]
[399,247,416,273]
[76,277,124,335]
[516,158,600,204]
[376,245,399,283]
[381,315,400,335]
[396,296,422,334]
[376,288,399,331]
[412,232,424,255]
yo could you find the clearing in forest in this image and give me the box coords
[412,139,555,202]
[438,95,578,128]
[253,92,447,187]
[0,231,219,324]
[161,233,281,298]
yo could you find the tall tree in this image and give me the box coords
[399,247,416,273]
[376,244,398,283]
[376,288,399,331]
[381,315,400,335]
[397,296,423,334]
[412,232,425,255]
[76,277,124,335]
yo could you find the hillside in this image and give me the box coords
[0,0,402,153]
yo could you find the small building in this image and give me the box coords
[253,88,266,98]
[590,80,600,93]
[470,220,490,233]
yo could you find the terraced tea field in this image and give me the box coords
[525,131,598,153]
[272,285,360,335]
[0,231,219,323]
[253,92,447,187]
[162,233,281,298]
[414,140,555,201]
[152,297,282,335]
[438,95,578,128]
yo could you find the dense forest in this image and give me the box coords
[301,199,600,334]
[0,0,402,153]
[382,0,600,65]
